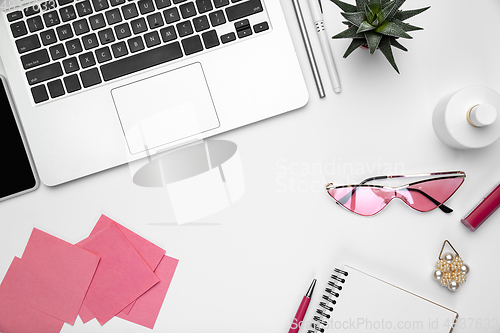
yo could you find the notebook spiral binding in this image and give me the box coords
[307,268,348,333]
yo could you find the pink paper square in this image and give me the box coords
[77,223,160,325]
[92,215,165,271]
[6,229,100,325]
[117,255,179,329]
[0,257,65,333]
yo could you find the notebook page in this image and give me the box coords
[317,265,458,333]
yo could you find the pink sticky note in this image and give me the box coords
[91,215,166,315]
[117,255,178,329]
[0,257,65,333]
[77,223,160,325]
[6,229,100,325]
[91,215,165,271]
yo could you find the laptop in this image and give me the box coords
[0,0,308,186]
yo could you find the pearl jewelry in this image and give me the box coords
[443,252,455,264]
[448,280,460,291]
[434,242,469,292]
[460,264,470,274]
[433,270,443,281]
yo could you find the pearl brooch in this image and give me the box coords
[433,240,469,292]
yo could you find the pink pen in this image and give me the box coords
[288,279,316,333]
[461,182,500,231]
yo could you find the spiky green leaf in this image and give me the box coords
[364,3,375,22]
[332,25,366,39]
[341,11,366,27]
[330,0,358,13]
[381,0,390,4]
[378,36,399,73]
[355,0,368,12]
[342,21,351,25]
[365,30,382,54]
[357,21,376,33]
[377,1,395,23]
[394,6,430,21]
[343,38,367,58]
[390,37,408,51]
[375,21,412,38]
[387,0,406,20]
[392,18,423,31]
[369,0,381,6]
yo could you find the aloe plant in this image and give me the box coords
[330,0,430,73]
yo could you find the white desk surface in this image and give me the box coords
[1,0,500,332]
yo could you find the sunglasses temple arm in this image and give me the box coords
[407,188,453,213]
[359,175,388,185]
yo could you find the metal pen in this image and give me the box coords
[291,0,326,98]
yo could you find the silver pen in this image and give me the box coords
[291,0,326,98]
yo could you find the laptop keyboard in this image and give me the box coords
[6,0,269,104]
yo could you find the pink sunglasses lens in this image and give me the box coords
[327,187,394,216]
[400,178,464,212]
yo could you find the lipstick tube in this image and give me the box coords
[461,182,500,231]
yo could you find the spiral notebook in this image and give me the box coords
[306,265,458,333]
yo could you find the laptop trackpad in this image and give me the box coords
[111,63,220,155]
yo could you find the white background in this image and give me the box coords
[1,0,500,332]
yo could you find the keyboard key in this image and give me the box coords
[79,52,96,68]
[10,21,28,38]
[16,35,41,53]
[98,28,115,44]
[21,49,50,69]
[76,0,93,16]
[43,11,61,27]
[56,24,74,40]
[253,21,268,33]
[27,16,44,33]
[63,57,80,73]
[155,0,171,10]
[201,29,218,49]
[234,18,249,31]
[138,0,154,15]
[110,0,125,6]
[144,31,160,47]
[159,26,176,42]
[209,10,225,26]
[65,38,83,54]
[59,6,77,21]
[237,27,251,38]
[24,5,40,17]
[131,17,147,34]
[193,15,209,32]
[105,8,122,24]
[213,0,228,7]
[127,36,145,52]
[40,1,57,12]
[58,0,74,6]
[26,62,63,85]
[179,2,196,19]
[121,3,138,19]
[92,0,109,11]
[181,35,203,55]
[101,41,182,81]
[176,20,193,37]
[31,85,49,103]
[49,44,67,60]
[40,29,57,45]
[95,46,112,62]
[7,11,23,22]
[225,0,262,21]
[47,79,65,98]
[196,0,212,13]
[173,0,186,3]
[220,31,235,44]
[89,13,106,29]
[163,7,180,24]
[73,19,90,35]
[114,23,131,39]
[64,74,82,93]
[82,33,99,49]
[80,68,101,87]
[147,12,164,29]
[111,41,128,57]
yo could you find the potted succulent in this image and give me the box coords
[330,0,430,73]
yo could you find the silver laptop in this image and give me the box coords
[0,0,308,185]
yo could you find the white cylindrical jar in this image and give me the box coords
[433,86,500,149]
